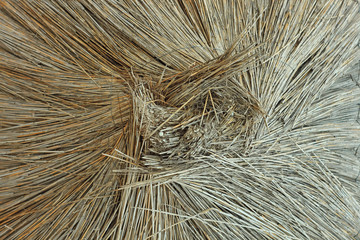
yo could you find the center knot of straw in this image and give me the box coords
[133,80,263,170]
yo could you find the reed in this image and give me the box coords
[1,1,360,239]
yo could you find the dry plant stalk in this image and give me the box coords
[1,0,360,239]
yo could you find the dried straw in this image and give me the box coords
[1,0,360,239]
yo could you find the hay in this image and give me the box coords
[1,0,360,239]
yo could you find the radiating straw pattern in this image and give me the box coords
[1,1,360,239]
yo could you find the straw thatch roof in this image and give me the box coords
[1,1,360,239]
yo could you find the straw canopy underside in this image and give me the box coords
[1,1,360,239]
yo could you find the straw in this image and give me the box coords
[1,0,360,239]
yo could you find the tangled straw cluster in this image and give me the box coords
[1,1,360,239]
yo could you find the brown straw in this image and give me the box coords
[1,1,360,239]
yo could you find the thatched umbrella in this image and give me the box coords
[1,0,360,239]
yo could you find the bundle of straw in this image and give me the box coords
[1,0,360,239]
